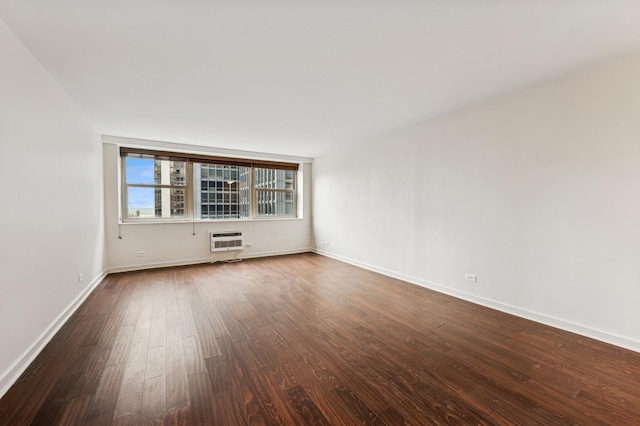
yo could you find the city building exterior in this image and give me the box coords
[154,160,186,217]
[194,164,251,219]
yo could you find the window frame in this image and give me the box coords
[120,148,298,223]
[253,168,297,218]
[195,163,252,221]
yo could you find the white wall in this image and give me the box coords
[103,138,313,272]
[0,18,105,396]
[313,52,640,352]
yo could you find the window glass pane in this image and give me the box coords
[154,188,186,218]
[256,189,294,216]
[254,168,295,190]
[127,187,155,218]
[170,162,186,186]
[193,163,250,220]
[125,156,155,185]
[125,156,186,186]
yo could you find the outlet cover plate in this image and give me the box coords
[465,273,477,282]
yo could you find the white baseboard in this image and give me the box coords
[0,270,107,399]
[314,249,640,354]
[108,248,315,274]
[108,257,214,273]
[241,247,314,259]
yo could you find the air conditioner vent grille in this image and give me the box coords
[210,231,243,252]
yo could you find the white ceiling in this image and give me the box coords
[2,1,640,158]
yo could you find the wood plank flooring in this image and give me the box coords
[1,253,640,425]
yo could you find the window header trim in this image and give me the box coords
[120,147,300,171]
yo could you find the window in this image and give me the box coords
[194,164,250,220]
[255,168,295,216]
[121,148,298,221]
[123,154,187,219]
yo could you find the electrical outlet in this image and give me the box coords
[465,273,477,282]
[245,242,253,247]
[136,251,146,257]
[325,241,330,246]
[78,273,83,282]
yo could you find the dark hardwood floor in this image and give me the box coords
[1,253,640,425]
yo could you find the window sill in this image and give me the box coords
[119,216,302,225]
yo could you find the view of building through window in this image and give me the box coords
[193,164,251,219]
[255,167,295,216]
[124,155,295,220]
[125,156,187,219]
[155,160,186,217]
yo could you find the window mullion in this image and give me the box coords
[186,162,194,220]
[251,167,257,219]
[121,160,127,222]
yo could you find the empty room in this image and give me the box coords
[2,1,640,424]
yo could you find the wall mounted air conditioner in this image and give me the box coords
[210,231,243,252]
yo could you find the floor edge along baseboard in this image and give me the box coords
[0,271,106,399]
[107,247,315,274]
[313,248,640,354]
